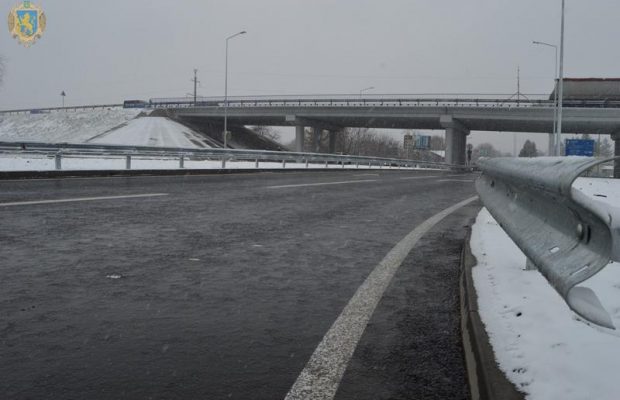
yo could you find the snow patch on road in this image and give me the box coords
[87,117,212,148]
[471,196,620,399]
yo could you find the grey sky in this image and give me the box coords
[1,0,619,152]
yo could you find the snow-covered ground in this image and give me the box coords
[471,177,620,400]
[87,117,212,148]
[0,108,143,143]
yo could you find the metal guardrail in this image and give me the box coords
[5,94,620,115]
[476,157,620,329]
[0,141,462,171]
[0,104,123,115]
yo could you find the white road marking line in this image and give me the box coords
[398,175,440,180]
[352,174,380,177]
[0,193,168,207]
[438,179,476,183]
[285,196,479,400]
[266,180,377,189]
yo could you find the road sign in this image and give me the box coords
[415,135,431,150]
[565,139,595,156]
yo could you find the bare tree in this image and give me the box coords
[430,135,445,151]
[251,126,281,142]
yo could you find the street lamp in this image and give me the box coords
[557,0,566,157]
[532,40,559,155]
[223,30,246,148]
[359,86,374,98]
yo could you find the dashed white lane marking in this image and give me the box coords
[266,180,377,189]
[0,193,168,207]
[284,195,479,400]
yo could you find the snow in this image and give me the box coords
[87,117,212,149]
[0,108,143,143]
[471,177,620,399]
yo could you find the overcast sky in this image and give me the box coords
[2,0,619,152]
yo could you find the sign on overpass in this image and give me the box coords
[565,139,595,156]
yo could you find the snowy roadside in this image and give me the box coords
[470,177,620,400]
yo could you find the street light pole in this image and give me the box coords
[359,86,374,98]
[557,0,566,156]
[532,40,558,155]
[223,30,246,148]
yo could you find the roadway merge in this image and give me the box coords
[0,171,479,399]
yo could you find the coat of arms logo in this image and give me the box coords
[7,1,46,47]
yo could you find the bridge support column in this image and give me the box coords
[313,126,322,153]
[548,134,555,156]
[440,115,470,166]
[328,130,337,154]
[295,125,305,152]
[613,132,620,178]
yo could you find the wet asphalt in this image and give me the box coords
[0,170,478,399]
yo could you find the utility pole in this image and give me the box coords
[191,69,199,106]
[517,66,520,106]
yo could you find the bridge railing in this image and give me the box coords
[476,156,620,329]
[3,95,620,115]
[150,95,557,109]
[0,141,466,172]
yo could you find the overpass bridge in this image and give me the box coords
[154,95,620,165]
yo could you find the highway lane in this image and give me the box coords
[0,170,478,399]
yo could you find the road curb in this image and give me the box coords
[460,229,524,400]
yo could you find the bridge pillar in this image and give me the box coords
[313,126,322,153]
[295,125,305,152]
[440,115,470,166]
[548,134,555,156]
[328,130,337,154]
[613,132,620,178]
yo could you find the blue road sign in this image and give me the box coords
[565,139,595,156]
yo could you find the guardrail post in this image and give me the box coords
[356,162,359,169]
[125,155,131,170]
[179,155,185,169]
[342,161,345,169]
[221,157,226,169]
[325,161,328,169]
[255,159,259,169]
[305,159,309,169]
[283,160,286,169]
[55,153,62,170]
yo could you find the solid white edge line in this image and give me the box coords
[266,180,377,189]
[284,195,479,400]
[0,193,169,207]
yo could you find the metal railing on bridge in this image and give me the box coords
[4,94,620,115]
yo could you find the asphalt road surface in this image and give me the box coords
[0,170,479,399]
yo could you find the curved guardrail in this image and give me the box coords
[0,141,463,171]
[476,157,620,329]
